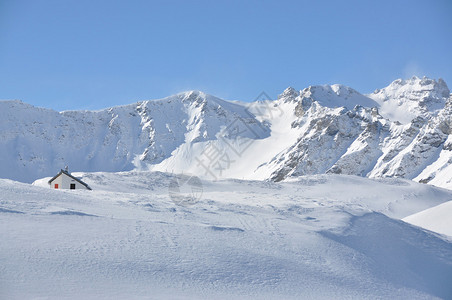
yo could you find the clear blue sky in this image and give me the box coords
[1,0,451,111]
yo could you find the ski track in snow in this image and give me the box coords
[1,172,452,299]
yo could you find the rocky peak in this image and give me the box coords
[278,87,299,101]
[373,76,450,102]
[178,90,207,104]
[297,84,378,110]
[368,77,450,124]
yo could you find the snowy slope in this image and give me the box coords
[1,76,451,190]
[0,92,268,183]
[404,200,452,237]
[0,171,450,299]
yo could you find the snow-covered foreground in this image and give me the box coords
[1,172,452,299]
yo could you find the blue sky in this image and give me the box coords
[1,0,451,110]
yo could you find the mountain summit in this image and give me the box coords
[1,77,451,189]
[369,76,450,123]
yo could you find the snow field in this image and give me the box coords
[1,172,451,299]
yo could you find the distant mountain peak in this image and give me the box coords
[296,84,379,110]
[278,87,299,100]
[1,77,451,191]
[177,90,208,103]
[368,76,450,124]
[374,76,450,98]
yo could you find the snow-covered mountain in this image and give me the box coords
[0,92,267,183]
[1,76,451,189]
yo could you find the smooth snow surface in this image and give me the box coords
[404,200,452,237]
[1,172,452,299]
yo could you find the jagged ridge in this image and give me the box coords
[0,77,451,189]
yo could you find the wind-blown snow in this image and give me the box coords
[0,171,451,299]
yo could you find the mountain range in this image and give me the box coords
[1,76,451,189]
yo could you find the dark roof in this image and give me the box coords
[48,169,92,190]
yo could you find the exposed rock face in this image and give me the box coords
[265,77,451,189]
